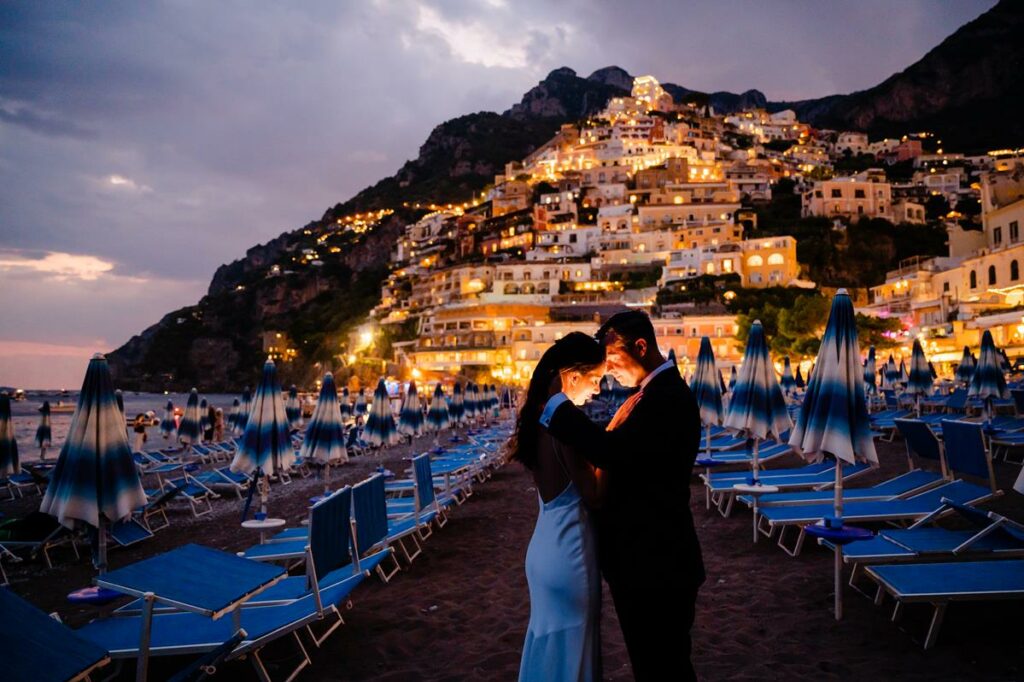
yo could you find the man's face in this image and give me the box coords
[602,331,647,388]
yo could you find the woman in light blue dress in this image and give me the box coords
[511,333,607,682]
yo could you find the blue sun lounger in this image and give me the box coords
[864,559,1024,649]
[386,454,453,525]
[242,486,353,565]
[758,480,998,556]
[703,461,870,517]
[1,587,110,682]
[741,469,943,508]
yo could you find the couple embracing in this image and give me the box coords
[512,310,705,681]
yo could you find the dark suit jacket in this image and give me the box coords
[545,364,706,591]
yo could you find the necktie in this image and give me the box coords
[607,389,643,431]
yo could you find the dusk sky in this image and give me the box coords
[0,0,997,388]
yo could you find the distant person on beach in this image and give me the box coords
[132,414,148,453]
[204,405,217,442]
[213,408,225,442]
[512,332,606,682]
[539,310,705,681]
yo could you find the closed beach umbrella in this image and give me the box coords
[795,365,806,390]
[364,378,397,448]
[114,389,124,417]
[968,330,1010,422]
[286,385,303,431]
[160,399,176,440]
[463,382,476,422]
[882,354,899,391]
[236,386,252,434]
[728,365,738,392]
[340,387,352,420]
[39,354,146,573]
[780,357,797,397]
[178,388,203,446]
[906,340,933,414]
[999,348,1012,374]
[956,346,975,385]
[0,394,19,476]
[928,361,938,381]
[301,373,348,492]
[427,383,450,434]
[449,383,465,425]
[724,320,792,484]
[898,358,909,387]
[863,346,877,396]
[490,384,501,418]
[354,388,367,417]
[231,359,294,478]
[399,381,424,438]
[788,289,877,619]
[36,400,52,458]
[718,369,728,395]
[692,337,724,458]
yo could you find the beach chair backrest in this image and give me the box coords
[883,389,898,409]
[413,454,436,511]
[1011,389,1024,415]
[946,388,968,412]
[352,474,388,559]
[939,420,997,492]
[309,486,352,581]
[895,419,945,475]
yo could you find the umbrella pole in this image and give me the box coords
[834,460,844,620]
[751,438,760,485]
[97,516,108,575]
[705,423,712,510]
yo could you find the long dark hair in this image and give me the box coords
[509,332,605,470]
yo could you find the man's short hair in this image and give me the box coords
[596,310,657,351]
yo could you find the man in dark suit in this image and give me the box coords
[539,310,705,681]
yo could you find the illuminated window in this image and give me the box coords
[767,253,785,265]
[747,255,764,267]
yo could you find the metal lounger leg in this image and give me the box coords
[923,603,947,650]
[776,525,806,557]
[376,551,402,583]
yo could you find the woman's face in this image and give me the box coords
[561,365,605,406]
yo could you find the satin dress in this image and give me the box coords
[519,478,601,681]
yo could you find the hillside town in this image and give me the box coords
[321,74,1024,384]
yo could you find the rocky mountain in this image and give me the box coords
[770,0,1024,151]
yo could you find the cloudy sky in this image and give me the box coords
[0,0,996,388]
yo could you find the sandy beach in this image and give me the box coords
[2,427,1022,681]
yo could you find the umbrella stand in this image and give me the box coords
[731,437,778,543]
[803,456,872,620]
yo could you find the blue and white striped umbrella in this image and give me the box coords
[999,348,1012,374]
[231,359,294,476]
[0,394,19,476]
[724,320,792,441]
[399,381,425,438]
[463,382,477,422]
[956,346,975,385]
[898,358,909,387]
[788,289,878,618]
[790,289,878,467]
[780,357,797,396]
[928,361,938,381]
[114,389,124,417]
[300,373,348,468]
[863,346,877,396]
[968,330,1009,409]
[882,354,899,391]
[364,378,397,448]
[449,383,465,425]
[286,385,303,431]
[199,398,210,435]
[178,388,203,446]
[226,398,240,435]
[160,399,176,440]
[39,354,147,571]
[692,337,724,428]
[718,369,728,395]
[490,384,501,418]
[728,365,738,392]
[795,365,806,390]
[235,386,252,435]
[427,383,450,432]
[340,387,352,420]
[36,401,52,449]
[906,339,933,406]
